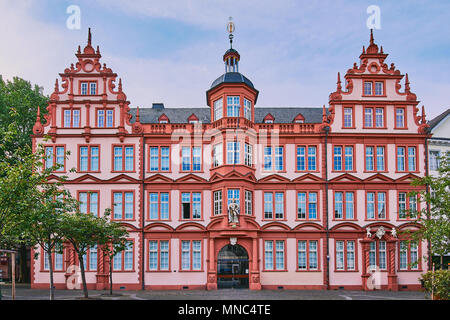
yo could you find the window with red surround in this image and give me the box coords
[112,191,135,221]
[296,191,319,220]
[263,192,285,220]
[335,240,357,271]
[297,239,320,271]
[364,145,387,172]
[394,107,407,129]
[180,146,202,172]
[397,191,419,220]
[333,191,356,220]
[112,240,134,271]
[148,192,170,221]
[365,191,388,220]
[149,146,171,172]
[396,145,418,172]
[399,240,421,271]
[333,145,355,172]
[82,245,98,272]
[263,240,286,271]
[296,145,318,172]
[180,240,203,271]
[77,191,99,216]
[112,145,135,172]
[368,240,387,271]
[363,106,386,129]
[148,240,170,271]
[41,245,65,272]
[180,192,202,220]
[44,145,66,172]
[78,145,100,172]
[263,146,285,172]
[362,80,386,97]
[96,108,114,128]
[79,81,98,95]
[62,108,81,128]
[342,106,355,128]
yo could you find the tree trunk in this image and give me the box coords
[440,255,444,270]
[109,256,113,295]
[47,247,55,300]
[78,255,89,299]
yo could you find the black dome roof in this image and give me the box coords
[210,72,255,90]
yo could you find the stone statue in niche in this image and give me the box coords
[228,199,240,224]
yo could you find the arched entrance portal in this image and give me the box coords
[217,244,249,289]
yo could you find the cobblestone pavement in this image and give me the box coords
[0,284,429,300]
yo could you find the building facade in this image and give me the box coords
[31,29,431,291]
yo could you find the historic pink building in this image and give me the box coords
[31,28,430,291]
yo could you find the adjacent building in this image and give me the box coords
[31,28,431,291]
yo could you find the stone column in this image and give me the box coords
[387,240,398,291]
[206,238,217,290]
[360,240,370,291]
[249,238,261,290]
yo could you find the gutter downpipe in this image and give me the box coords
[424,131,431,271]
[324,126,330,290]
[141,132,146,290]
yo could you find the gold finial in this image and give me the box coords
[227,17,235,49]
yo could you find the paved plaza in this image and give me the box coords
[0,284,429,300]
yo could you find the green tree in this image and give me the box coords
[407,154,450,269]
[0,76,48,152]
[59,209,117,299]
[100,210,129,295]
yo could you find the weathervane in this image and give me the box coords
[227,17,235,49]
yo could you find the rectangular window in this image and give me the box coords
[367,192,386,220]
[263,146,284,171]
[369,242,377,267]
[214,98,223,121]
[54,244,64,271]
[213,143,223,167]
[80,82,96,95]
[397,147,405,171]
[366,145,385,171]
[181,192,201,220]
[113,191,134,220]
[399,192,407,219]
[150,146,170,172]
[114,241,133,271]
[399,241,408,270]
[264,147,272,171]
[377,192,386,219]
[375,82,383,96]
[244,98,252,120]
[213,190,222,216]
[264,192,284,220]
[226,141,240,164]
[90,83,97,95]
[149,240,169,271]
[79,146,99,172]
[81,82,88,95]
[161,147,170,171]
[113,146,134,172]
[63,109,80,128]
[375,108,384,127]
[333,146,342,171]
[244,143,253,166]
[275,147,283,171]
[97,109,114,128]
[227,96,240,117]
[192,147,201,171]
[296,146,317,171]
[297,192,318,220]
[245,190,252,215]
[296,146,306,171]
[181,147,191,171]
[367,192,375,220]
[150,147,159,171]
[364,108,373,128]
[335,240,356,271]
[45,146,65,171]
[376,146,385,171]
[343,107,353,128]
[79,191,99,216]
[264,240,285,270]
[335,192,355,220]
[181,240,202,271]
[429,151,440,170]
[364,82,372,95]
[344,146,353,171]
[396,108,405,128]
[307,146,316,170]
[89,245,97,271]
[149,192,169,220]
[408,147,416,171]
[379,241,386,269]
[297,192,306,219]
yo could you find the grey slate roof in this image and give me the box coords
[428,108,450,130]
[129,107,324,124]
[210,72,255,90]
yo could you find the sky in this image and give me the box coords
[0,0,449,119]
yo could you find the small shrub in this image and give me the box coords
[420,270,450,300]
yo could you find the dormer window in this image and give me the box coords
[188,113,199,124]
[227,96,240,117]
[244,98,252,120]
[80,81,97,95]
[294,113,305,123]
[263,114,274,124]
[158,114,169,124]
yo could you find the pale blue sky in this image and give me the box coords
[0,0,449,119]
